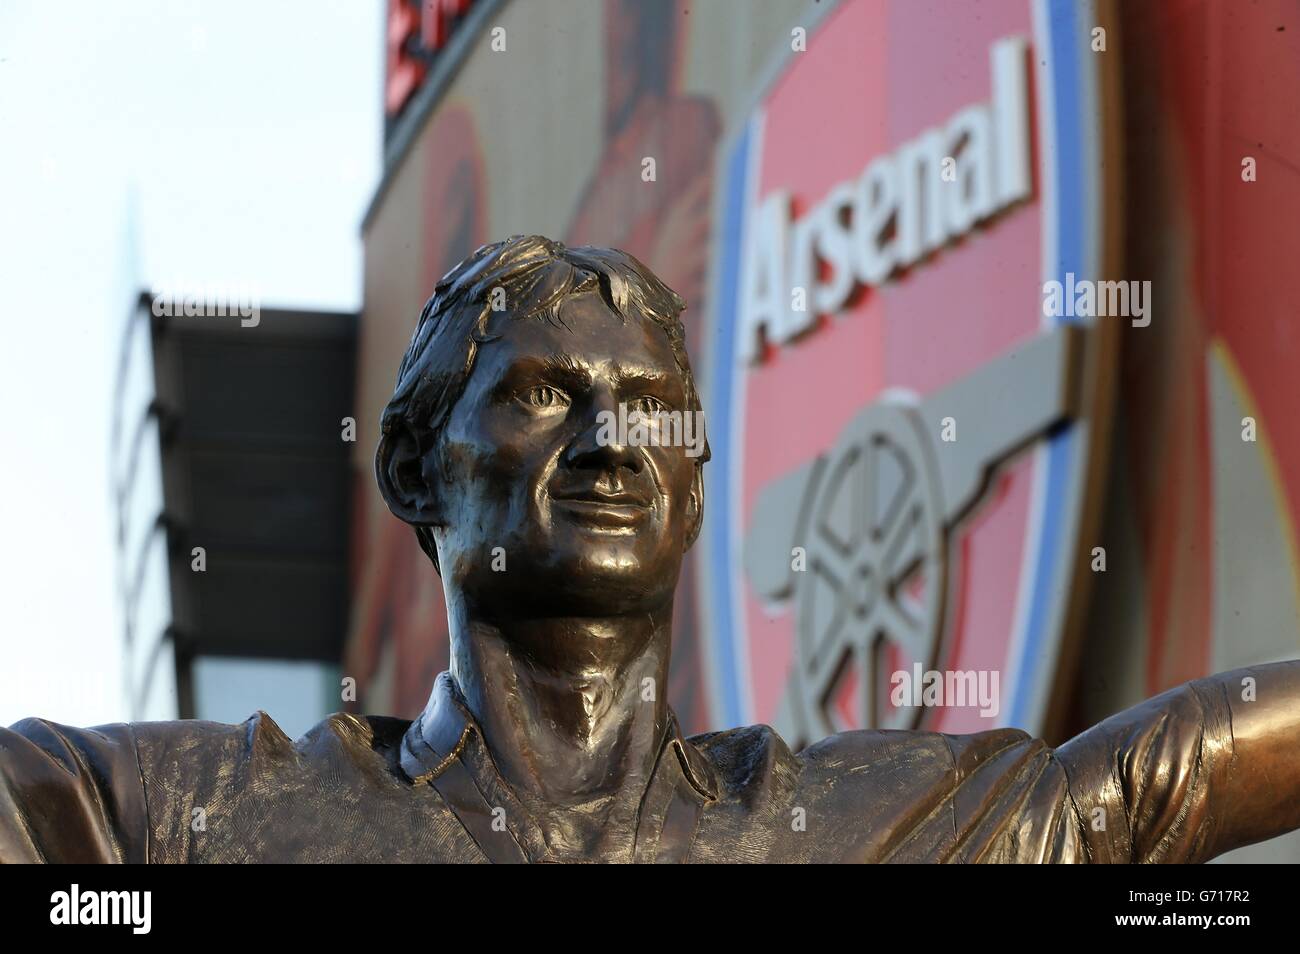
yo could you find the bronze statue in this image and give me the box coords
[4,235,1299,863]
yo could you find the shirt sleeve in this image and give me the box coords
[0,718,149,863]
[1052,660,1300,863]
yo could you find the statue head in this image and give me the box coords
[376,235,709,620]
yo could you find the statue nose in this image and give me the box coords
[566,398,644,475]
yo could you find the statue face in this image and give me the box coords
[429,289,703,617]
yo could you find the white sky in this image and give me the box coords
[0,0,383,727]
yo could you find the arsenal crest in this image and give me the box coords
[700,0,1119,745]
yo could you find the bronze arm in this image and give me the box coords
[1054,660,1300,862]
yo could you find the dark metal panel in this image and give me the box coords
[150,304,360,681]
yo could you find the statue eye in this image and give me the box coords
[521,385,569,410]
[628,395,668,417]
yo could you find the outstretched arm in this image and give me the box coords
[1054,660,1300,863]
[0,719,148,863]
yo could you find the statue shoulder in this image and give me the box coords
[685,721,1037,785]
[804,724,1033,756]
[128,710,412,773]
[1,711,415,863]
[798,724,1039,776]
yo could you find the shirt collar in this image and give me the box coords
[400,671,718,802]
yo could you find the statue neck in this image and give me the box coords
[444,599,674,810]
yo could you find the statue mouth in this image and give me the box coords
[550,488,652,529]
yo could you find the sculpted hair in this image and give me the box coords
[377,234,709,571]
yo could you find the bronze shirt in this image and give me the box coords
[0,666,1288,863]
